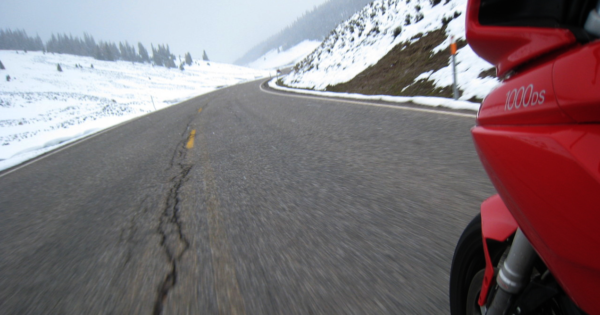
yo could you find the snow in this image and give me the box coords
[0,50,269,171]
[246,40,322,70]
[0,0,503,172]
[268,78,480,111]
[283,0,500,101]
[418,45,500,101]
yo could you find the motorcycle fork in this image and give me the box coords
[485,229,537,315]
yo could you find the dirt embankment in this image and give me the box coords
[325,26,473,98]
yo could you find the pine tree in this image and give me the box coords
[165,45,176,68]
[151,44,177,68]
[179,62,185,71]
[83,33,96,56]
[185,52,193,66]
[104,43,114,61]
[46,34,57,53]
[119,42,137,62]
[202,50,210,61]
[108,42,120,60]
[0,60,5,70]
[94,42,118,61]
[57,63,63,72]
[138,43,150,63]
[94,45,103,60]
[151,44,162,66]
[119,42,130,61]
[165,57,176,68]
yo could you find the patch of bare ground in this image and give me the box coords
[325,26,467,98]
[478,67,496,78]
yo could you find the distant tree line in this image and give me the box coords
[151,44,176,67]
[0,28,200,69]
[0,29,44,51]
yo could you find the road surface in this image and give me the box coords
[0,79,495,314]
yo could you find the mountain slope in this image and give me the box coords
[246,40,321,70]
[235,0,373,66]
[283,0,498,101]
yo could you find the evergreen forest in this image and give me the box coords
[0,29,196,69]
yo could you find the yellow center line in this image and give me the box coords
[198,108,203,113]
[186,130,196,149]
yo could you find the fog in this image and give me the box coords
[0,0,329,63]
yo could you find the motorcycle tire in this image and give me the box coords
[449,215,587,315]
[449,214,508,315]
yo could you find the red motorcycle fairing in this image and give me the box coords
[476,57,574,126]
[466,0,577,78]
[465,0,600,313]
[478,195,518,306]
[474,21,600,127]
[554,42,600,123]
[472,124,600,314]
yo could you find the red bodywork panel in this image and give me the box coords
[477,61,574,126]
[466,0,576,78]
[479,41,600,126]
[473,41,600,314]
[473,125,600,314]
[554,43,600,123]
[478,195,518,306]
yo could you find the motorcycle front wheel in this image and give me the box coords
[450,214,588,315]
[449,214,507,315]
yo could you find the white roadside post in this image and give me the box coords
[451,36,459,100]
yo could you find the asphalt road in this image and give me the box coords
[0,79,496,314]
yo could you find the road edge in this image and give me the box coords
[259,79,478,118]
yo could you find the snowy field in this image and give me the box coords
[246,40,321,70]
[0,50,269,171]
[284,0,499,101]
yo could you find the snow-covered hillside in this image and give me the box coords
[0,51,268,171]
[246,40,321,70]
[284,0,499,101]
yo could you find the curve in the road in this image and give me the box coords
[0,79,493,314]
[259,79,477,119]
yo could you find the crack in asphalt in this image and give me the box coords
[153,135,193,315]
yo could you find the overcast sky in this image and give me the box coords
[1,0,329,63]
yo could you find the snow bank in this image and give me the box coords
[269,78,479,111]
[0,50,268,171]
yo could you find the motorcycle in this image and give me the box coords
[450,0,600,314]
